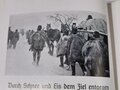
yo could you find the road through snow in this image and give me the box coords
[5,35,84,76]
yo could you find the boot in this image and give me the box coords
[71,65,76,76]
[59,56,64,67]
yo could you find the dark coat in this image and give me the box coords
[68,33,86,63]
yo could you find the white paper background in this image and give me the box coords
[0,0,115,90]
[112,0,120,90]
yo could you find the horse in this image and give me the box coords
[45,29,61,55]
[82,35,109,77]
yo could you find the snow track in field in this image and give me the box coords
[5,35,84,76]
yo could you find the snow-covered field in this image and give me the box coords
[5,35,84,76]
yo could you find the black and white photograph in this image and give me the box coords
[5,11,110,77]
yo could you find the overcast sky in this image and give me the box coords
[9,11,106,31]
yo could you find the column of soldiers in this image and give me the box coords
[7,14,109,77]
[56,15,109,77]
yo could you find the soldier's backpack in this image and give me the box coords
[32,31,45,50]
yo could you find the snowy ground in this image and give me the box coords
[5,35,84,76]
